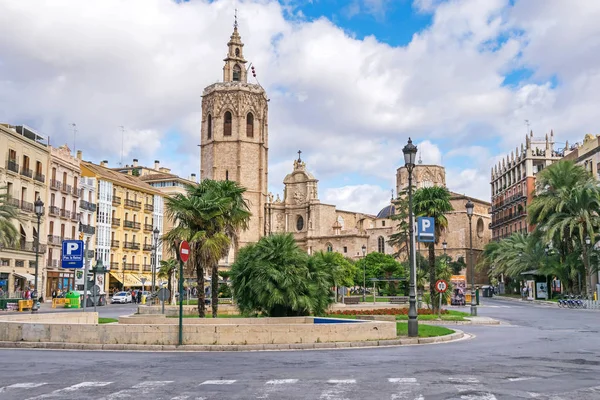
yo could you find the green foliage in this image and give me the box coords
[388,188,411,259]
[158,258,178,302]
[230,233,334,317]
[0,186,19,248]
[449,256,466,275]
[218,283,232,298]
[311,251,357,287]
[164,179,251,317]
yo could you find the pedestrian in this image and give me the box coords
[0,287,4,298]
[52,289,57,299]
[137,290,142,304]
[132,289,137,304]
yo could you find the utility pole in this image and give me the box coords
[82,235,90,312]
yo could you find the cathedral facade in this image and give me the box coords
[200,25,492,283]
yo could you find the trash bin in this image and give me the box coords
[65,291,80,309]
[141,295,147,305]
[481,286,492,298]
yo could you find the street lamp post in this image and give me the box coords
[361,244,367,302]
[32,197,44,313]
[465,199,477,316]
[152,227,160,294]
[585,235,591,298]
[122,255,126,292]
[403,137,418,337]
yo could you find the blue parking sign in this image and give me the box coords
[62,240,84,269]
[417,217,435,243]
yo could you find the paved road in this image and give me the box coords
[1,297,599,399]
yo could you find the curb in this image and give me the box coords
[0,330,465,352]
[421,320,500,326]
[491,296,556,306]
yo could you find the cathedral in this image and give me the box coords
[199,23,492,282]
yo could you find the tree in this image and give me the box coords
[164,180,232,317]
[230,234,334,317]
[312,251,357,288]
[413,186,453,311]
[158,258,177,303]
[0,186,19,248]
[449,256,466,275]
[355,252,406,295]
[388,188,411,260]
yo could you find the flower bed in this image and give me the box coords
[330,308,449,316]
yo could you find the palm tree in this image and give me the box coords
[0,186,19,248]
[158,258,177,303]
[412,186,453,311]
[230,233,333,317]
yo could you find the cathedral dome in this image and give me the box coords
[376,204,395,219]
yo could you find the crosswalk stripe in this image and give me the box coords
[97,381,174,399]
[327,379,356,384]
[132,381,174,388]
[266,379,298,384]
[24,382,113,399]
[0,383,47,393]
[460,394,497,400]
[389,378,418,384]
[200,380,236,385]
[449,377,480,383]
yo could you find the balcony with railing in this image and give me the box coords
[143,224,153,232]
[144,203,154,212]
[47,235,62,246]
[111,218,121,227]
[0,241,47,254]
[124,263,140,271]
[20,167,33,179]
[123,241,140,250]
[79,223,95,235]
[49,206,60,216]
[50,179,61,191]
[6,159,19,174]
[143,244,153,251]
[112,196,121,206]
[8,198,34,214]
[124,199,142,210]
[79,199,97,212]
[143,264,152,272]
[110,262,120,270]
[110,240,120,248]
[72,186,79,197]
[47,259,59,268]
[34,172,45,183]
[61,183,72,194]
[70,211,80,221]
[123,220,141,230]
[59,208,69,219]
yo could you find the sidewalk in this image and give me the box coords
[492,295,556,306]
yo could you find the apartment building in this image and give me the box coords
[0,124,49,296]
[80,160,164,293]
[76,156,98,291]
[45,144,82,297]
[562,134,600,177]
[490,131,562,241]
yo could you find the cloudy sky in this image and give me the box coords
[1,0,599,215]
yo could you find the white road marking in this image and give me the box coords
[97,380,173,399]
[170,396,190,400]
[508,377,535,382]
[199,380,236,385]
[0,383,47,393]
[527,393,541,398]
[389,378,418,384]
[389,378,421,400]
[449,377,480,383]
[460,394,497,400]
[320,379,356,399]
[266,379,299,384]
[25,382,113,399]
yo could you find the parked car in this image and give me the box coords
[111,291,132,304]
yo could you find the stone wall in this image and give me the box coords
[0,312,396,345]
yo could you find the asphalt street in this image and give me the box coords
[1,297,600,400]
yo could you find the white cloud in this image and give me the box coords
[1,0,599,214]
[322,184,392,215]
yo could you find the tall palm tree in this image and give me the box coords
[413,186,453,311]
[158,258,177,303]
[0,186,19,248]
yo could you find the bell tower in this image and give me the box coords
[200,19,269,250]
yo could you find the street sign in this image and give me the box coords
[179,241,190,263]
[90,285,100,296]
[417,217,435,242]
[157,287,171,302]
[140,277,147,286]
[61,240,84,269]
[435,279,448,293]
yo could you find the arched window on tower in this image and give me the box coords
[233,64,241,81]
[224,111,232,136]
[207,114,212,139]
[377,236,385,253]
[246,113,254,138]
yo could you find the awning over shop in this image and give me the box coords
[109,272,144,287]
[13,272,35,282]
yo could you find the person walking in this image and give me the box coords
[136,290,142,304]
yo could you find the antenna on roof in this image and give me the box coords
[119,126,125,166]
[70,123,77,154]
[525,119,530,134]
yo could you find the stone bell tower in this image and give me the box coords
[200,19,269,250]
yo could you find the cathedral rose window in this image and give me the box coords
[296,215,304,231]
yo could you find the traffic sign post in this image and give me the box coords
[435,279,448,320]
[62,240,84,269]
[157,287,170,315]
[417,217,435,243]
[178,241,190,346]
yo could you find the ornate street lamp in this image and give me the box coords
[152,227,160,294]
[32,197,44,313]
[403,137,418,337]
[465,199,476,316]
[361,244,367,302]
[122,255,126,292]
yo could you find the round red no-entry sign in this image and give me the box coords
[179,241,190,263]
[435,279,448,293]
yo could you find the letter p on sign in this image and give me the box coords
[66,242,78,254]
[421,219,431,231]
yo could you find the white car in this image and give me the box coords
[111,291,132,304]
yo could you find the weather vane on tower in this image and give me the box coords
[234,8,238,29]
